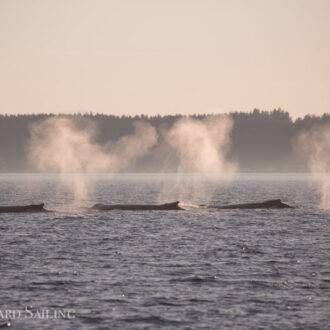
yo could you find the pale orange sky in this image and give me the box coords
[0,0,329,118]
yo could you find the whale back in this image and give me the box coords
[0,203,45,213]
[262,199,291,208]
[92,201,182,211]
[211,199,293,209]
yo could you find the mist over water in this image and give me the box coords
[295,122,330,209]
[159,115,237,203]
[27,115,237,206]
[27,115,330,209]
[28,117,158,204]
[28,118,108,202]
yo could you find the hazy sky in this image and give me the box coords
[1,0,329,118]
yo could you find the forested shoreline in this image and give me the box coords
[0,109,329,172]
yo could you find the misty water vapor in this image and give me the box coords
[28,117,157,202]
[159,115,237,203]
[295,122,330,209]
[165,116,235,173]
[28,115,236,206]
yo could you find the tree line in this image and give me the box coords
[0,109,329,172]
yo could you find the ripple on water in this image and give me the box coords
[0,174,329,329]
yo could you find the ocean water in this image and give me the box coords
[0,173,329,329]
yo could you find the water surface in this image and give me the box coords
[0,173,329,329]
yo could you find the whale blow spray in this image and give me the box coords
[296,122,330,209]
[28,117,158,203]
[159,115,237,203]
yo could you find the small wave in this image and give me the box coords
[170,275,217,283]
[142,297,183,307]
[103,298,128,304]
[123,315,183,326]
[188,298,211,303]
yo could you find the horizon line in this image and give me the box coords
[1,109,329,120]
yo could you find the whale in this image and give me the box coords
[92,199,293,211]
[92,201,182,211]
[209,199,293,209]
[0,203,46,213]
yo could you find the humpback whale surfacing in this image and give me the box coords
[0,199,294,213]
[92,199,293,211]
[211,199,293,209]
[92,201,182,211]
[0,203,46,213]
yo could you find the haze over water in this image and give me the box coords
[1,173,329,329]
